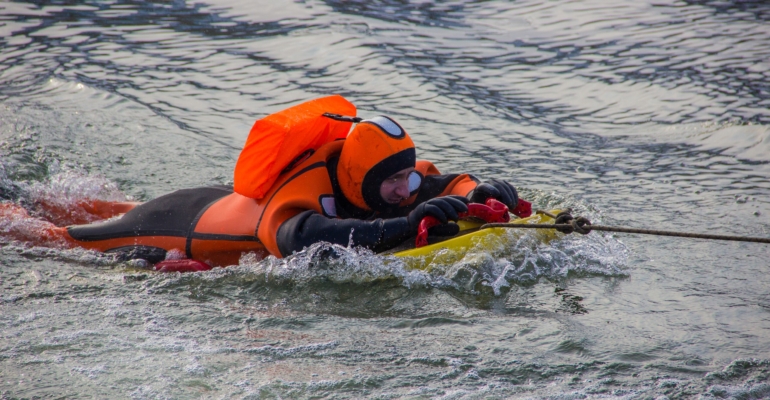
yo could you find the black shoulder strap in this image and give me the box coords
[322,112,362,123]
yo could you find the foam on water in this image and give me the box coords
[140,222,628,313]
[20,160,131,204]
[0,160,132,228]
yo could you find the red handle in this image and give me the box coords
[415,198,512,248]
[415,216,442,247]
[464,198,511,223]
[511,199,532,218]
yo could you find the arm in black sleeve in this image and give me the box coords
[276,210,412,257]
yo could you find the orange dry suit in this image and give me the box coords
[63,116,479,266]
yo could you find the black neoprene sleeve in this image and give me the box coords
[276,210,412,257]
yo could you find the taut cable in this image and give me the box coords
[480,210,770,244]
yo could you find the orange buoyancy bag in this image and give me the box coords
[234,95,357,199]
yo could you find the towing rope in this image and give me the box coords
[480,210,770,244]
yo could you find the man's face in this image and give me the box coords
[379,167,416,204]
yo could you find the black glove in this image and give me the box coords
[407,195,469,231]
[469,179,518,210]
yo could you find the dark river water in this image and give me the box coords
[1,1,769,398]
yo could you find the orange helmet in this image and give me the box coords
[337,116,416,211]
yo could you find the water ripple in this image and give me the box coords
[1,0,769,398]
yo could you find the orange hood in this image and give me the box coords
[337,116,416,212]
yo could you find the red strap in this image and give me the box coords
[154,259,213,273]
[415,199,512,248]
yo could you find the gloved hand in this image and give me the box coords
[469,179,518,210]
[407,195,469,231]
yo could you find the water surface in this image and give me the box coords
[1,0,769,398]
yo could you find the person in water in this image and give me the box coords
[3,98,528,270]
